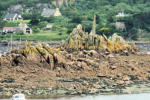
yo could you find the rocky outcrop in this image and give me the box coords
[0,14,146,97]
[0,46,150,96]
[64,24,137,53]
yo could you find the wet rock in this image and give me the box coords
[0,87,3,92]
[2,78,15,83]
[123,76,130,81]
[91,83,100,89]
[82,81,89,86]
[116,80,124,85]
[125,80,132,85]
[89,88,98,94]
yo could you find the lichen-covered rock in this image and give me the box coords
[64,15,137,53]
[109,33,126,45]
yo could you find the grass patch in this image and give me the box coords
[6,20,30,24]
[0,30,68,42]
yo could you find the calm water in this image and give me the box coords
[1,93,150,100]
[46,93,150,100]
[0,44,19,56]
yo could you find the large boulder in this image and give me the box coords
[109,33,126,45]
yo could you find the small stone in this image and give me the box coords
[81,62,87,68]
[105,51,110,55]
[89,88,98,93]
[92,83,100,89]
[116,80,124,85]
[125,81,132,85]
[123,76,130,81]
[117,73,122,77]
[89,50,98,56]
[82,81,89,86]
[97,73,106,77]
[123,50,129,56]
[108,54,114,58]
[110,65,117,69]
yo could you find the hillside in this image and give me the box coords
[0,0,150,41]
[61,0,150,40]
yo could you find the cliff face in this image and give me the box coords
[52,0,75,8]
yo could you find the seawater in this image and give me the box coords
[1,93,150,100]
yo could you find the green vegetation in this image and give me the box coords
[0,30,68,41]
[61,0,150,40]
[0,0,150,41]
[3,20,30,27]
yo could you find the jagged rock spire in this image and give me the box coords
[90,14,96,35]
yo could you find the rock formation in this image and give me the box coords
[64,15,137,52]
[0,14,142,96]
[0,41,149,96]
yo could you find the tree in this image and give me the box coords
[30,19,39,26]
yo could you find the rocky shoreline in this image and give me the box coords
[0,23,150,98]
[1,80,150,99]
[0,48,150,97]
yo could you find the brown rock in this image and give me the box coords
[54,53,66,64]
[116,80,124,85]
[97,73,106,77]
[108,54,114,58]
[105,51,110,55]
[125,80,132,85]
[110,65,117,69]
[89,88,98,93]
[123,76,130,81]
[82,81,89,86]
[81,62,87,68]
[78,51,84,56]
[123,50,129,56]
[47,54,55,70]
[92,83,100,89]
[26,53,40,62]
[89,50,98,56]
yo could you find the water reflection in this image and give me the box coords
[0,44,19,56]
